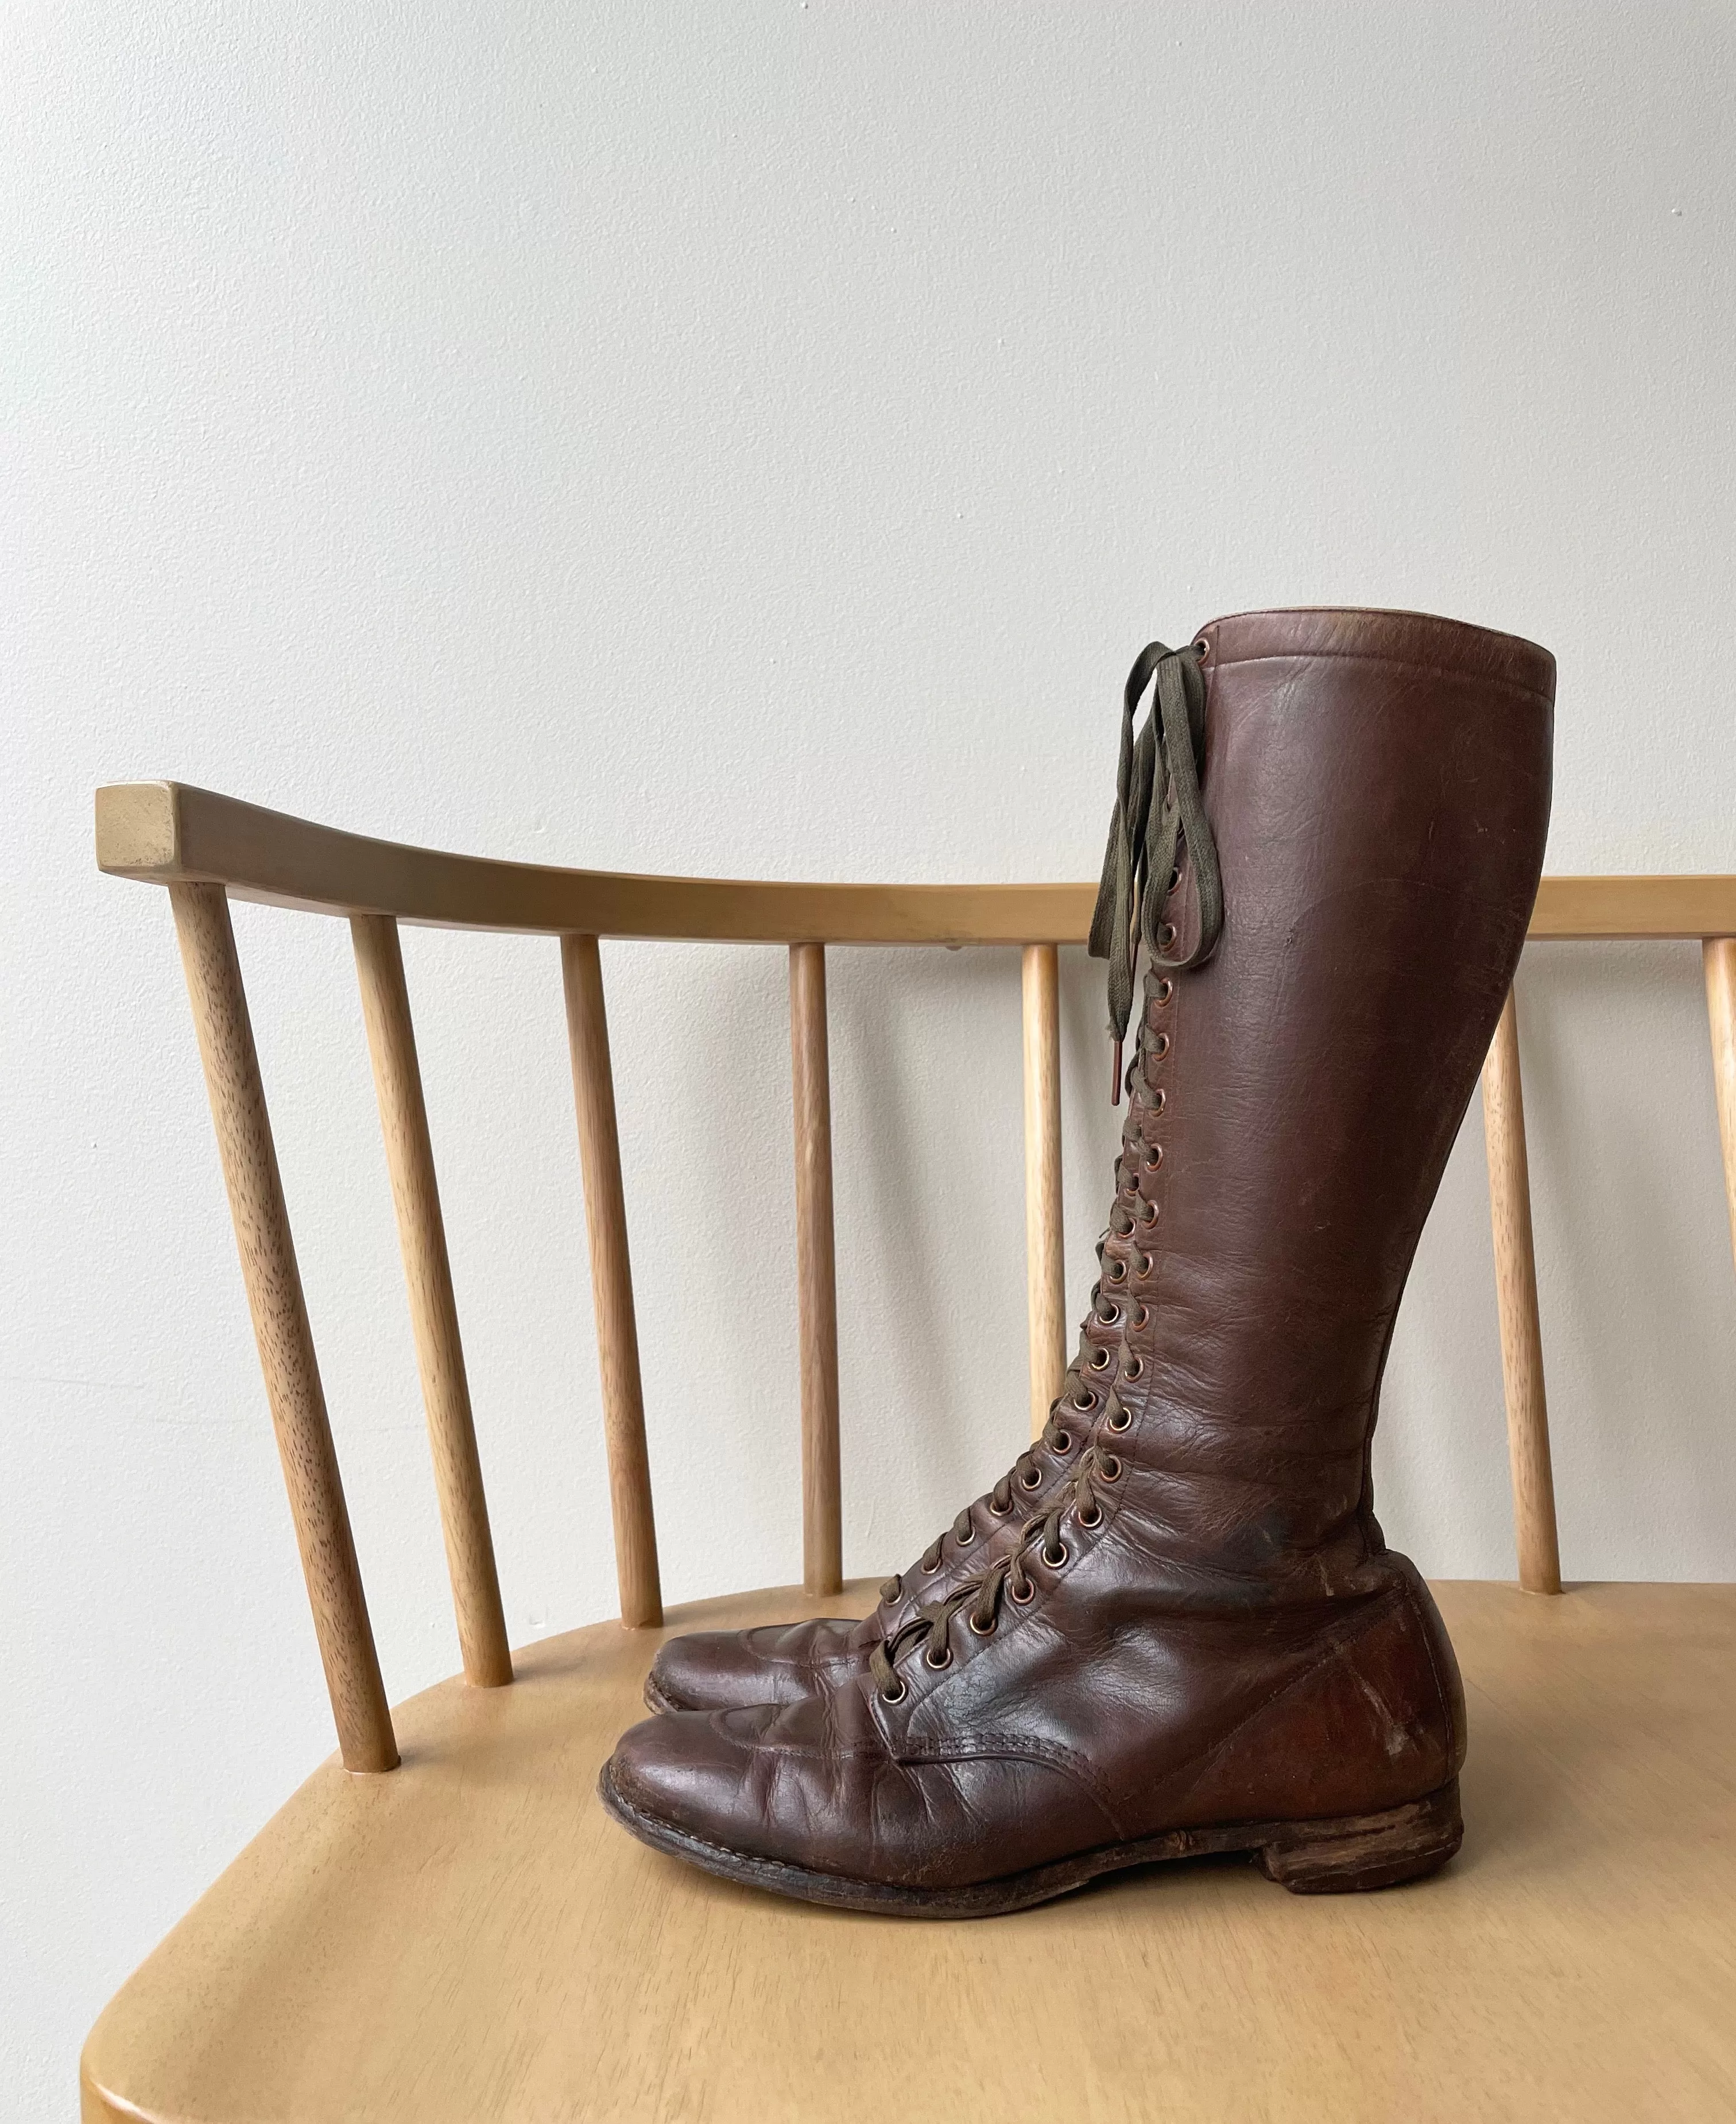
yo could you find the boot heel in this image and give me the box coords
[1254,1779,1462,1895]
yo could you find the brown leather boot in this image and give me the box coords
[604,607,1553,1914]
[644,1071,1166,1714]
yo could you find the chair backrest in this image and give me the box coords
[96,778,1736,1771]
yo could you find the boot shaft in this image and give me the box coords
[1123,606,1554,1576]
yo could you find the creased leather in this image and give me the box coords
[611,606,1555,1894]
[646,1037,1173,1712]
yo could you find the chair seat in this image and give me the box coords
[83,1579,1736,2123]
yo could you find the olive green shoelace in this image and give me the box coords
[868,1436,1128,1701]
[1087,641,1224,1096]
[869,638,1227,1699]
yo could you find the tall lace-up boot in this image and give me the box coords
[604,607,1554,1914]
[644,1072,1163,1714]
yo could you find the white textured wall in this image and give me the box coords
[5,1,1734,2111]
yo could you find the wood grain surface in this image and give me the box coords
[1480,988,1562,1595]
[1021,942,1066,1439]
[83,1579,1736,2123]
[789,944,843,1596]
[96,782,1736,943]
[561,935,661,1628]
[351,913,512,1686]
[1701,939,1736,1284]
[169,883,398,1770]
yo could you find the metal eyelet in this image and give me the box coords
[1125,1354,1145,1382]
[1096,1301,1122,1326]
[1144,1147,1164,1171]
[1194,640,1209,660]
[968,1612,997,1637]
[1106,1258,1127,1283]
[1108,1407,1133,1433]
[1132,1304,1150,1329]
[1052,1429,1073,1455]
[1071,1390,1097,1414]
[1020,1465,1043,1490]
[1009,1577,1036,1605]
[1158,923,1177,950]
[1137,1198,1159,1225]
[1078,1504,1103,1530]
[1099,1455,1123,1484]
[880,1678,908,1705]
[1168,868,1181,895]
[1155,979,1174,1006]
[988,1495,1011,1517]
[924,1643,953,1672]
[1089,1345,1112,1372]
[1136,1252,1153,1276]
[921,1553,942,1574]
[1149,1089,1167,1115]
[955,1524,976,1547]
[1110,1212,1134,1237]
[1151,1033,1171,1061]
[1043,1541,1070,1569]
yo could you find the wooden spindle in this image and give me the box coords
[790,943,843,1596]
[168,883,398,1770]
[1702,941,1736,1285]
[560,935,662,1628]
[1481,984,1562,1595]
[351,915,511,1688]
[1021,943,1067,1441]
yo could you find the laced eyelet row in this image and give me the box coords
[877,976,1175,1704]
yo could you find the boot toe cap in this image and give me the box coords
[644,1616,861,1713]
[606,1708,774,1856]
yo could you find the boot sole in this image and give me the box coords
[598,1763,1463,1917]
[640,1672,687,1717]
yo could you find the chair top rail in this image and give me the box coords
[96,781,1736,945]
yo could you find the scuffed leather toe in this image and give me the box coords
[644,1616,862,1714]
[603,1689,1123,1891]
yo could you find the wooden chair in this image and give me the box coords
[83,782,1736,2122]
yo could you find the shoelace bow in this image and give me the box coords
[1088,641,1224,1101]
[868,1434,1127,1701]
